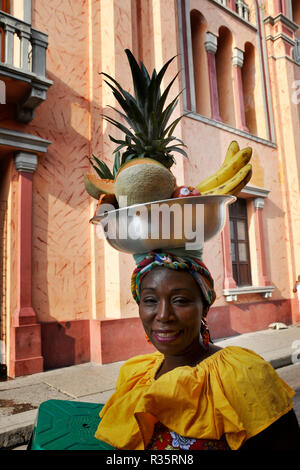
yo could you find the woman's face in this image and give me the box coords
[139,267,204,357]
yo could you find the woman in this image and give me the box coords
[95,250,300,450]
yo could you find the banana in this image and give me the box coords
[221,140,240,168]
[196,146,252,193]
[201,163,252,196]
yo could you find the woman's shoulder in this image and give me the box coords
[116,351,163,386]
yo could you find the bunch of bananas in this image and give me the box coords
[196,141,252,196]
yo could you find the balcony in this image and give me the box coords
[235,0,250,22]
[0,9,52,122]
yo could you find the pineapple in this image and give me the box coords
[101,48,187,169]
[84,48,187,207]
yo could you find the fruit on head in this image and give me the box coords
[85,49,189,208]
[114,159,176,207]
[101,49,188,170]
[172,186,201,198]
[84,173,114,200]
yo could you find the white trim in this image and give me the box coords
[205,32,218,54]
[232,47,244,67]
[223,285,275,301]
[14,151,38,173]
[184,111,276,147]
[255,1,276,143]
[0,127,51,153]
[240,184,270,198]
[185,0,197,112]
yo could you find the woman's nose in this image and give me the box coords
[156,299,173,322]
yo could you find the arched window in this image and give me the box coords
[215,26,235,127]
[190,10,210,117]
[242,42,257,135]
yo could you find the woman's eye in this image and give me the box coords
[173,297,190,304]
[142,298,157,304]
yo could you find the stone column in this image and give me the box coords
[253,197,271,286]
[204,32,222,122]
[10,152,43,377]
[232,47,249,132]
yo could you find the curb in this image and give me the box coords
[0,409,37,450]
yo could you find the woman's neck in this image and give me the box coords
[155,340,211,379]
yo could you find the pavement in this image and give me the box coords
[1,322,300,450]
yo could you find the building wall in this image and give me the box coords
[1,0,300,375]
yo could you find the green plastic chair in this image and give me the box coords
[27,399,115,450]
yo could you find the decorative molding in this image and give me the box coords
[205,32,218,54]
[223,285,275,301]
[232,47,244,67]
[183,112,277,147]
[253,197,265,209]
[264,13,299,33]
[14,152,38,173]
[241,184,270,198]
[0,127,51,154]
[265,32,296,47]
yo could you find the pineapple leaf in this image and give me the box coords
[163,115,184,138]
[166,146,188,158]
[124,49,148,110]
[112,151,121,177]
[156,71,181,116]
[92,155,115,179]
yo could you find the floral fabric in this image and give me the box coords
[147,422,230,450]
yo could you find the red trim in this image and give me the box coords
[9,170,43,378]
[206,51,222,121]
[233,65,249,132]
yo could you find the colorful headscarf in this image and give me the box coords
[131,250,216,345]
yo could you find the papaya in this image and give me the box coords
[84,173,115,200]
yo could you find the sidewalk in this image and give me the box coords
[1,322,300,449]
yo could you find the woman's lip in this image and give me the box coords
[152,330,182,342]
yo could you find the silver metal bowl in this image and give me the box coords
[89,194,236,254]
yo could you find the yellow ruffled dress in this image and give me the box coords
[94,346,295,450]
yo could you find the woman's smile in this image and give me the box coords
[152,329,183,342]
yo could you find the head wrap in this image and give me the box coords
[131,249,216,345]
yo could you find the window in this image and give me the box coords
[229,198,252,286]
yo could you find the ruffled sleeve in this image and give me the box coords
[95,346,295,450]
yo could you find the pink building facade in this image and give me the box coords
[0,0,299,377]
